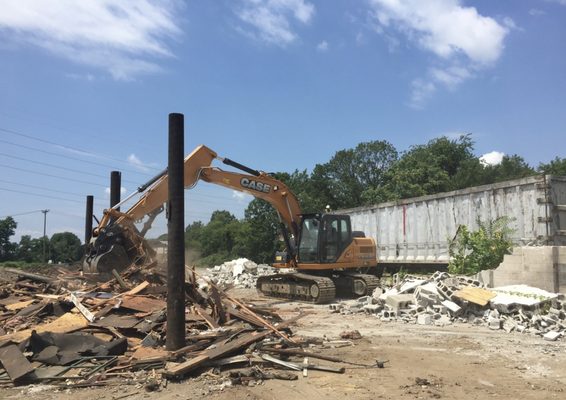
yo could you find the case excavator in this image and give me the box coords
[83,145,380,303]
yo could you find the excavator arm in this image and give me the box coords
[84,145,302,273]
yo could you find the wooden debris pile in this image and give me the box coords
[0,265,361,390]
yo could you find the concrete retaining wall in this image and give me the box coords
[477,246,566,294]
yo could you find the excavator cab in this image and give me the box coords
[297,214,352,264]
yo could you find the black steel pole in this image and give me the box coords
[166,113,186,350]
[110,171,121,211]
[85,195,94,244]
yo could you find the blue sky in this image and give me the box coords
[0,0,565,242]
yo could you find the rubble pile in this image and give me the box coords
[205,258,276,288]
[331,271,565,341]
[0,264,357,389]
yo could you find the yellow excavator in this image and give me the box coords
[83,145,380,303]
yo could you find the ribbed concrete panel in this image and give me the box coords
[337,175,566,264]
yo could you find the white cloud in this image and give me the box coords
[409,79,436,109]
[529,9,546,16]
[127,153,153,172]
[0,0,182,80]
[316,40,329,52]
[545,0,566,5]
[232,190,253,202]
[368,0,510,106]
[480,151,505,166]
[236,0,315,46]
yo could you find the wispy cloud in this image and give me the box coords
[316,40,329,52]
[0,0,182,80]
[127,153,157,172]
[544,0,566,5]
[529,9,546,16]
[235,0,315,46]
[368,0,510,108]
[232,190,253,202]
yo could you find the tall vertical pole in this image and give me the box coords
[85,195,94,244]
[110,171,121,210]
[166,113,186,350]
[41,209,49,263]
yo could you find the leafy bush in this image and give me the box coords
[448,217,514,275]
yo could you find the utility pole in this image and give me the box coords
[41,209,49,263]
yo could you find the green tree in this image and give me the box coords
[243,199,280,263]
[16,235,40,262]
[539,157,566,176]
[373,135,482,201]
[50,232,82,263]
[185,221,204,250]
[0,217,18,261]
[482,155,536,183]
[448,217,514,275]
[310,140,398,209]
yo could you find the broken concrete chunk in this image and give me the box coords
[384,294,414,312]
[543,331,562,341]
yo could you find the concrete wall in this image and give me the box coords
[337,175,566,264]
[477,246,566,294]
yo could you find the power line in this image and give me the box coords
[0,209,45,218]
[0,187,84,204]
[0,152,139,185]
[0,126,162,172]
[0,138,154,177]
[0,163,107,188]
[0,179,86,198]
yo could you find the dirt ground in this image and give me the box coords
[1,287,565,400]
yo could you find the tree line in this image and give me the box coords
[2,135,565,267]
[182,135,566,266]
[0,216,82,264]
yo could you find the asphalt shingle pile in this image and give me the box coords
[330,271,565,341]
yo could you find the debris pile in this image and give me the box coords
[205,258,277,288]
[331,271,565,341]
[0,263,364,390]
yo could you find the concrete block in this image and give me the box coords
[503,318,517,333]
[543,331,561,341]
[384,294,415,312]
[417,314,432,325]
[434,315,452,326]
[488,317,501,330]
[441,300,462,315]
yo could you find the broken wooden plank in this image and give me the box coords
[163,314,304,378]
[4,268,55,284]
[0,312,89,343]
[70,293,95,323]
[163,355,209,378]
[121,296,166,313]
[225,297,296,344]
[261,347,347,364]
[0,344,35,383]
[111,269,129,289]
[453,286,496,307]
[125,281,150,296]
[5,299,35,311]
[194,305,220,329]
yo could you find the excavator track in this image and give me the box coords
[343,273,381,297]
[256,273,336,304]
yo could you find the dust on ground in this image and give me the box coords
[1,287,564,400]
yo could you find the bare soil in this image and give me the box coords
[1,288,565,400]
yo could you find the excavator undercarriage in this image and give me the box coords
[256,271,381,304]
